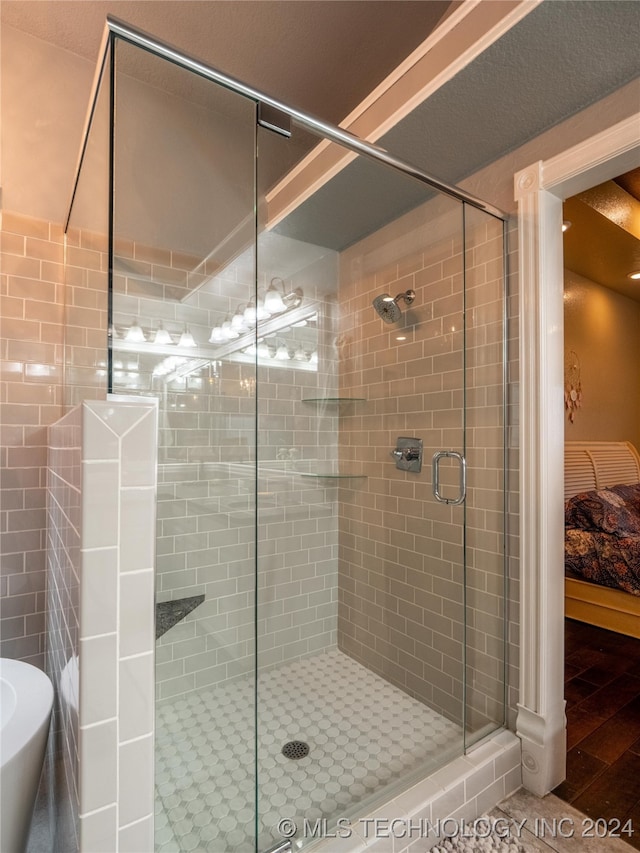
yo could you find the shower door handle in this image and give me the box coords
[432,451,466,505]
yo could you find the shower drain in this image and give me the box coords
[282,740,310,760]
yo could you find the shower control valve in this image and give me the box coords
[391,437,423,473]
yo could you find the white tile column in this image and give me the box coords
[78,399,158,852]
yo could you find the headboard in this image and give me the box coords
[565,441,640,501]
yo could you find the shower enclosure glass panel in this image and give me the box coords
[110,39,259,853]
[64,38,111,410]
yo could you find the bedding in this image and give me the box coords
[565,483,640,596]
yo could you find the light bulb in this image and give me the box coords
[221,318,238,340]
[178,329,197,348]
[243,301,257,326]
[125,320,145,343]
[256,297,271,320]
[153,324,173,345]
[264,283,286,314]
[275,344,290,361]
[231,309,246,332]
[209,326,224,344]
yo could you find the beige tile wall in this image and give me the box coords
[0,205,518,738]
[461,208,507,738]
[336,196,508,732]
[110,241,342,697]
[62,226,109,408]
[1,210,65,668]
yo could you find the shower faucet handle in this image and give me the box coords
[391,446,420,461]
[391,438,423,472]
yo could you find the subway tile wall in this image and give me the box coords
[62,227,109,408]
[1,211,64,669]
[1,205,519,741]
[109,239,342,698]
[336,196,510,733]
[46,399,157,852]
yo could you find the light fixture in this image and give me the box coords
[220,317,238,340]
[209,326,225,344]
[178,327,197,348]
[309,350,318,366]
[153,355,189,377]
[231,308,247,333]
[153,323,173,345]
[124,319,145,344]
[255,295,271,321]
[628,271,640,280]
[243,300,258,326]
[562,220,572,232]
[257,341,270,359]
[275,343,290,361]
[264,279,287,314]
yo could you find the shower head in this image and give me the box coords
[372,289,415,324]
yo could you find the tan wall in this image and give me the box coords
[564,270,640,450]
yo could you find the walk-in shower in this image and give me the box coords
[64,17,508,853]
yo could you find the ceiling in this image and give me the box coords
[0,0,456,129]
[2,0,639,286]
[564,168,640,304]
[273,0,640,251]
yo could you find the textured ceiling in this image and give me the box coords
[564,171,640,304]
[276,0,640,250]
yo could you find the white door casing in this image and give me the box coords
[514,114,640,796]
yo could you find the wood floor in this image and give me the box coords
[553,618,640,850]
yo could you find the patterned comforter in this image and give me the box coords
[565,483,640,595]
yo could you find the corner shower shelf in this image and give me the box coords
[302,397,367,404]
[156,594,205,640]
[299,471,367,480]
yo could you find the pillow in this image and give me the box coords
[565,483,640,537]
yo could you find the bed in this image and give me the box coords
[564,441,640,638]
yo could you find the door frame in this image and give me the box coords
[514,114,640,795]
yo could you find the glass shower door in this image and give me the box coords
[255,127,470,851]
